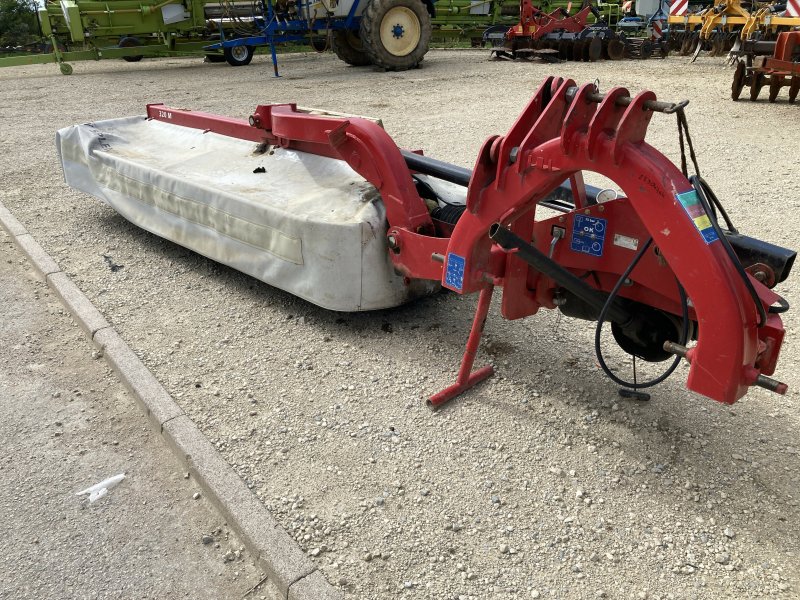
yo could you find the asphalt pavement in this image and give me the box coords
[0,230,264,599]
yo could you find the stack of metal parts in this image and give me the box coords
[489,2,664,62]
[731,31,800,102]
[623,37,667,58]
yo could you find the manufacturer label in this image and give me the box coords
[444,253,466,291]
[570,215,607,257]
[675,190,719,244]
[613,233,639,251]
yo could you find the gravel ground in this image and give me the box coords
[1,50,799,599]
[0,231,263,599]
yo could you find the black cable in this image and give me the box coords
[769,296,790,314]
[676,107,767,327]
[675,108,735,233]
[691,175,767,328]
[676,108,701,178]
[698,175,737,233]
[594,238,690,389]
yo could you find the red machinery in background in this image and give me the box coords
[732,31,800,102]
[137,77,792,407]
[489,2,627,61]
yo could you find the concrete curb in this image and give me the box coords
[93,327,183,431]
[14,234,61,279]
[0,201,343,600]
[48,272,111,338]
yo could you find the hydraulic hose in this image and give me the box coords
[691,175,767,327]
[593,239,690,389]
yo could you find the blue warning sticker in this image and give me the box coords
[570,214,607,257]
[675,189,719,244]
[444,253,466,291]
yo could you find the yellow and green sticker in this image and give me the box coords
[676,190,719,244]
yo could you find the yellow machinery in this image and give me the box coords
[668,0,800,57]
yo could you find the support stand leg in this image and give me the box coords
[269,39,280,77]
[427,285,495,409]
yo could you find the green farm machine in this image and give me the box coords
[0,0,522,74]
[0,0,643,74]
[432,0,519,45]
[2,0,231,73]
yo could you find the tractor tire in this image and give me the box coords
[224,44,254,66]
[119,36,144,62]
[359,0,431,71]
[331,30,372,66]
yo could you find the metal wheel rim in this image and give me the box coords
[379,6,421,57]
[230,46,250,62]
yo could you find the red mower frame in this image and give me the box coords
[146,76,788,407]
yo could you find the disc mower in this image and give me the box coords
[57,77,794,408]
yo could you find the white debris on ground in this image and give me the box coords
[1,51,798,599]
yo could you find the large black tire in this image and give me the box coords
[119,36,143,62]
[359,0,431,71]
[224,44,254,66]
[331,31,372,66]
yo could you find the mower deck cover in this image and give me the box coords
[56,116,438,311]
